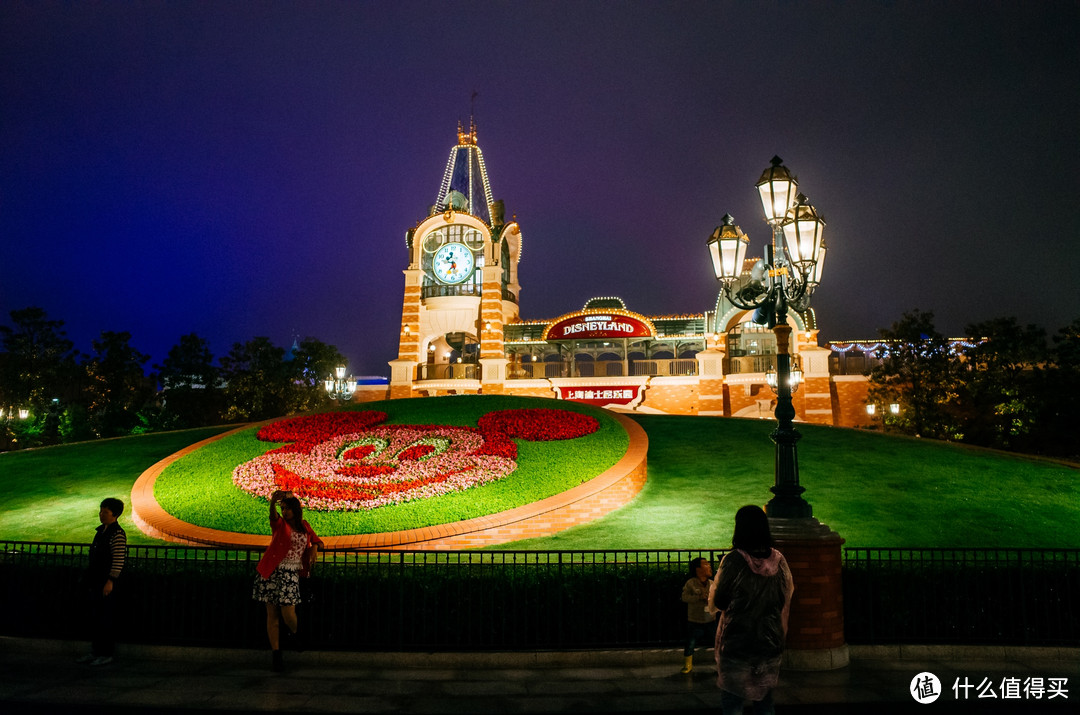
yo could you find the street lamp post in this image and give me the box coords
[1,405,29,451]
[706,156,827,519]
[1,406,30,422]
[324,365,357,402]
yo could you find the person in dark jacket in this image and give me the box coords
[708,505,794,715]
[78,497,127,666]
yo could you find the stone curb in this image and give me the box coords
[7,637,1076,668]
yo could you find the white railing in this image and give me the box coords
[630,359,698,377]
[505,359,699,380]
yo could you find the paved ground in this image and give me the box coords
[1,638,1076,714]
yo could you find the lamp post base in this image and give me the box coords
[783,644,850,671]
[765,494,813,519]
[769,517,846,670]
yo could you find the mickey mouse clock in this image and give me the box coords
[432,242,475,284]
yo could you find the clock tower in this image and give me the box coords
[389,121,522,398]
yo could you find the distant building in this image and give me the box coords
[375,121,879,427]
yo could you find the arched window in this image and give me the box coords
[726,322,776,357]
[725,321,778,374]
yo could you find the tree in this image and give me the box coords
[0,307,84,446]
[155,333,224,428]
[219,337,292,421]
[868,310,961,440]
[0,307,81,411]
[959,317,1047,451]
[288,337,347,413]
[84,331,154,438]
[1038,317,1080,459]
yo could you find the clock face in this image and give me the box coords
[432,242,475,284]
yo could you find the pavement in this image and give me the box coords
[0,638,1076,714]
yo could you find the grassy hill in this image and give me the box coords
[1,407,1076,548]
[498,414,1080,549]
[0,426,233,545]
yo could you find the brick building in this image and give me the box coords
[373,122,880,428]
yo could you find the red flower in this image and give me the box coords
[272,462,474,502]
[398,444,437,461]
[258,411,388,455]
[335,464,397,478]
[478,409,599,442]
[342,444,377,461]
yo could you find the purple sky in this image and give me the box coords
[2,2,1077,376]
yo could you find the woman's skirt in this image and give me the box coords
[252,566,302,606]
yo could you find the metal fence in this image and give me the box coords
[843,548,1080,646]
[3,542,1076,650]
[0,543,725,651]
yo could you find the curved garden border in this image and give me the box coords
[131,410,648,549]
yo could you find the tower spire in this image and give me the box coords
[439,118,493,224]
[457,117,477,146]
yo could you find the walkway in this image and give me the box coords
[1,638,1075,713]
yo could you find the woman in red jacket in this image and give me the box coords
[252,489,323,671]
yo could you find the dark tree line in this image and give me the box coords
[868,309,1080,459]
[0,307,348,449]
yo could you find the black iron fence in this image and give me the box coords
[0,543,725,651]
[2,542,1076,650]
[843,548,1080,646]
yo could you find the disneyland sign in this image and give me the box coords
[544,313,654,341]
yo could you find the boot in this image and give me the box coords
[681,655,693,674]
[271,649,283,672]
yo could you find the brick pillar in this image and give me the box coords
[388,268,422,400]
[798,341,834,425]
[479,265,505,394]
[695,347,726,414]
[831,375,872,428]
[770,517,849,670]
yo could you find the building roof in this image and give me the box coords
[433,119,495,226]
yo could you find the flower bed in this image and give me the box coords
[154,395,627,536]
[233,408,598,511]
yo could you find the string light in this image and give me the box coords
[829,338,985,355]
[435,121,496,228]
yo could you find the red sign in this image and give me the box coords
[544,313,654,341]
[557,385,644,406]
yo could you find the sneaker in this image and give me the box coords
[89,656,114,666]
[75,654,95,664]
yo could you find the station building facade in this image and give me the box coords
[376,123,874,428]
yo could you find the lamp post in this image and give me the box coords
[1,406,30,422]
[1,405,29,450]
[706,156,827,519]
[324,365,357,402]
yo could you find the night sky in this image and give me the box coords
[3,2,1078,377]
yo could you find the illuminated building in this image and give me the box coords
[381,122,874,427]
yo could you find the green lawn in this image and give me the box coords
[496,414,1080,550]
[1,407,1077,548]
[0,426,233,545]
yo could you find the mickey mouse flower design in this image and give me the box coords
[233,409,598,511]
